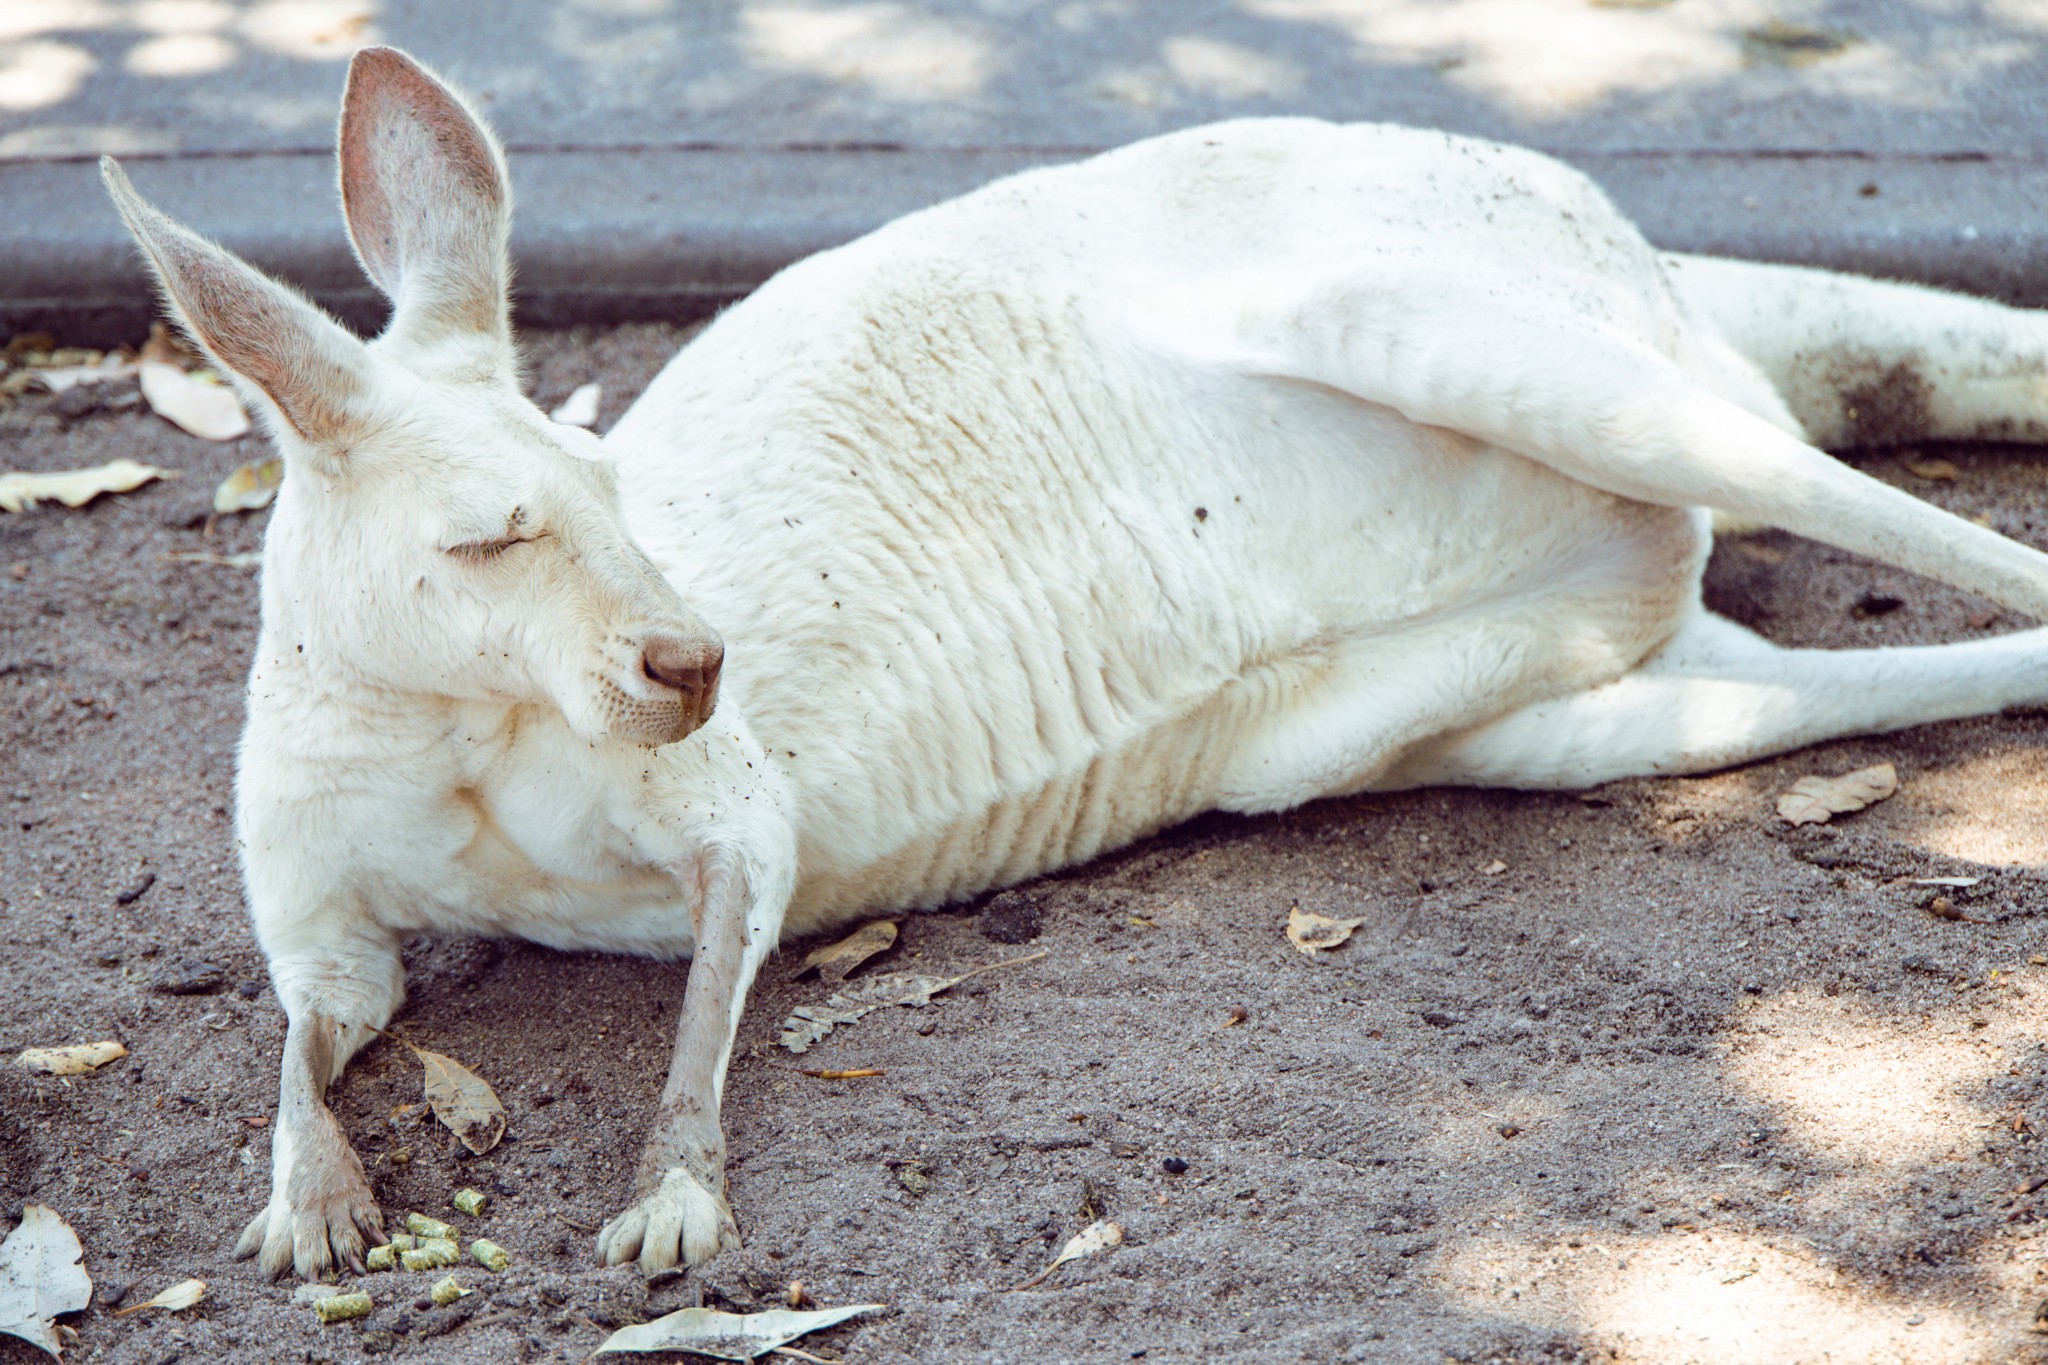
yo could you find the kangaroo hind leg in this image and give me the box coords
[1664,253,2048,450]
[1388,610,2048,791]
[1221,261,2048,620]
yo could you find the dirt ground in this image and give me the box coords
[7,322,2048,1365]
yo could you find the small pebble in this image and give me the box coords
[152,958,226,995]
[413,1297,433,1313]
[1160,1157,1188,1175]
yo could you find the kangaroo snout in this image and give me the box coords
[642,634,723,713]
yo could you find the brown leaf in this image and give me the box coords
[16,1042,127,1076]
[0,461,173,513]
[1906,457,1959,482]
[1286,904,1365,956]
[1775,763,1897,826]
[796,918,899,982]
[779,951,1047,1053]
[404,1044,506,1155]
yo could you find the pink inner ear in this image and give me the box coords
[338,48,506,336]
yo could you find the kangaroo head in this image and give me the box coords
[103,47,721,748]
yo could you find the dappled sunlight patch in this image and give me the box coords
[237,1,377,60]
[1891,748,2048,866]
[126,32,237,77]
[0,1,116,44]
[132,1,236,35]
[742,3,992,101]
[1436,1228,1981,1362]
[0,39,95,111]
[1161,36,1303,101]
[1725,988,2038,1166]
[1241,0,1759,118]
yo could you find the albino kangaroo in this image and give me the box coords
[103,46,2048,1280]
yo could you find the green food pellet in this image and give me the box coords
[314,1291,372,1324]
[389,1233,416,1252]
[470,1238,510,1272]
[452,1188,487,1217]
[366,1244,397,1271]
[405,1213,455,1240]
[400,1245,456,1273]
[429,1275,470,1306]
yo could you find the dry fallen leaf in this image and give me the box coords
[1905,457,1958,481]
[140,362,250,441]
[780,952,1046,1053]
[796,918,898,982]
[549,382,601,428]
[112,1278,205,1317]
[1286,904,1365,956]
[1775,762,1897,826]
[1010,1220,1123,1291]
[213,457,281,514]
[403,1043,506,1155]
[0,461,174,513]
[16,1042,127,1076]
[27,356,134,394]
[0,1205,91,1358]
[593,1302,886,1358]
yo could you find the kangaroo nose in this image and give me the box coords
[642,635,723,701]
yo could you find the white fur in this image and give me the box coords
[104,50,2048,1278]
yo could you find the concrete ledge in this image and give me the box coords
[7,146,2048,344]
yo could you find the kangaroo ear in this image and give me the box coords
[102,157,374,450]
[339,46,512,374]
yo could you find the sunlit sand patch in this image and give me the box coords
[1725,988,2036,1166]
[1891,748,2048,866]
[1438,1229,1980,1362]
[743,3,991,101]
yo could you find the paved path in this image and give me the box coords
[7,1,2048,340]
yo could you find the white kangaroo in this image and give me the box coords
[102,46,2048,1280]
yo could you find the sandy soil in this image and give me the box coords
[6,323,2048,1365]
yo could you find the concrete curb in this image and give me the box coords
[8,147,2048,344]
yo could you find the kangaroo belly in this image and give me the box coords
[620,266,1707,936]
